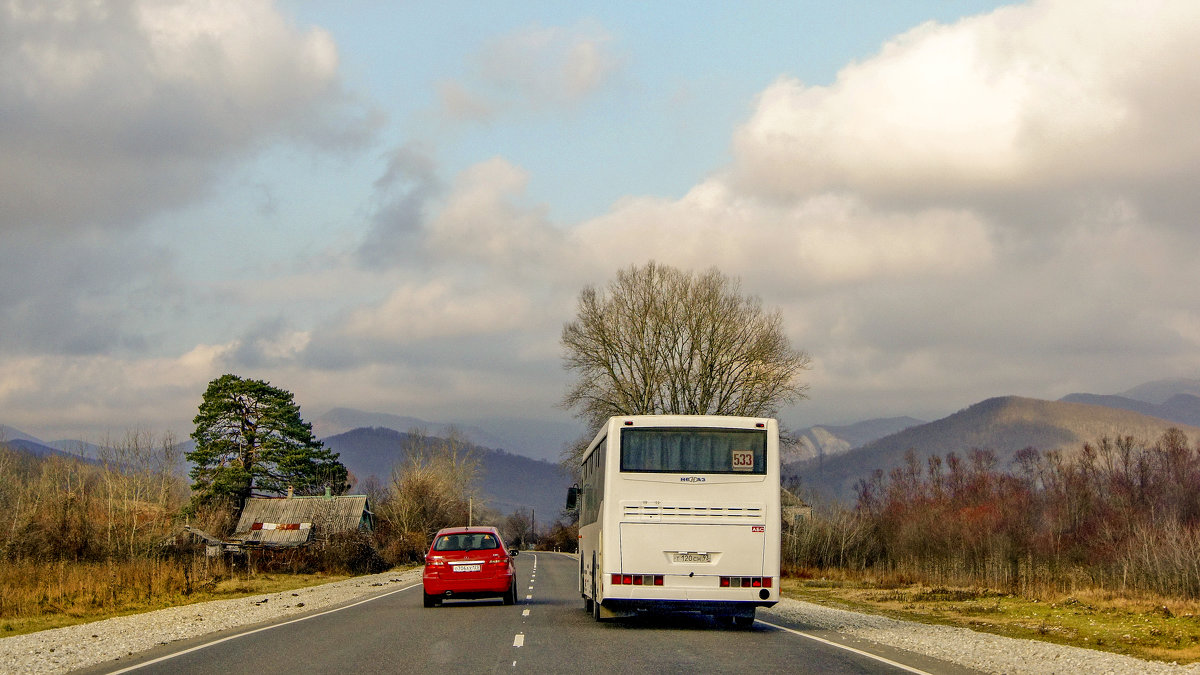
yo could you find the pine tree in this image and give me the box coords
[187,374,347,508]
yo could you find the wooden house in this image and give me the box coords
[223,492,373,551]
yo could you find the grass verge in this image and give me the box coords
[780,569,1200,664]
[0,559,419,638]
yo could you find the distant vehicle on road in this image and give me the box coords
[567,415,781,627]
[422,526,519,607]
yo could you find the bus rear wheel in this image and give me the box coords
[591,554,603,621]
[581,558,593,613]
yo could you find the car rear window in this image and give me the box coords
[434,533,499,551]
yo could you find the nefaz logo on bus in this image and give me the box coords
[680,476,706,483]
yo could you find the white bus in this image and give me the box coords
[568,415,780,627]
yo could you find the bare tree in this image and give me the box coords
[376,428,481,547]
[560,261,810,463]
[502,509,534,549]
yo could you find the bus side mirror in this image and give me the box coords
[565,484,580,511]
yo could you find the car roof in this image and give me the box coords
[433,526,501,536]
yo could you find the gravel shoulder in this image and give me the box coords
[768,597,1200,675]
[5,567,1200,675]
[0,569,421,675]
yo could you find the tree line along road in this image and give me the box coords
[79,552,972,675]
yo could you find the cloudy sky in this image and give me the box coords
[4,0,1200,445]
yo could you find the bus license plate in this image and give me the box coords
[453,564,481,572]
[673,553,710,563]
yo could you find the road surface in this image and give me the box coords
[83,552,975,674]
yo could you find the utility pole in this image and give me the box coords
[469,497,473,526]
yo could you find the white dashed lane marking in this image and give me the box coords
[512,553,537,669]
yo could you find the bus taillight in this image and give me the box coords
[721,576,772,588]
[611,574,664,585]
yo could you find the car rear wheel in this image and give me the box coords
[423,592,441,608]
[503,580,517,605]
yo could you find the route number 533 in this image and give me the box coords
[731,449,754,471]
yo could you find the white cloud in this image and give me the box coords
[435,21,621,123]
[0,0,368,231]
[478,22,618,105]
[0,343,235,440]
[573,181,994,289]
[341,280,534,345]
[436,80,496,123]
[424,158,567,273]
[9,0,1200,443]
[731,0,1200,203]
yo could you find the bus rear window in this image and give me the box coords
[620,428,767,474]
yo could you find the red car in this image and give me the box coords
[422,526,519,607]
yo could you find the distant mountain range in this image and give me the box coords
[790,379,1200,502]
[321,427,573,521]
[11,378,1200,513]
[312,408,582,463]
[2,417,576,520]
[790,417,925,462]
[0,424,103,460]
[1057,392,1200,427]
[1,437,98,463]
[1115,378,1200,405]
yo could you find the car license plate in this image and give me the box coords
[673,553,710,563]
[453,564,481,572]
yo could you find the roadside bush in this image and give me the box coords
[788,429,1200,599]
[537,520,578,552]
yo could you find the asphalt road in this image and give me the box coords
[89,552,976,674]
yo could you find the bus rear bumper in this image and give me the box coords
[602,598,775,616]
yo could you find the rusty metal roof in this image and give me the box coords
[230,494,371,548]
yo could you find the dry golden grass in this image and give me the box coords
[782,568,1200,664]
[0,558,353,637]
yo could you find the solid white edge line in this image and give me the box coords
[105,583,420,674]
[756,619,933,675]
